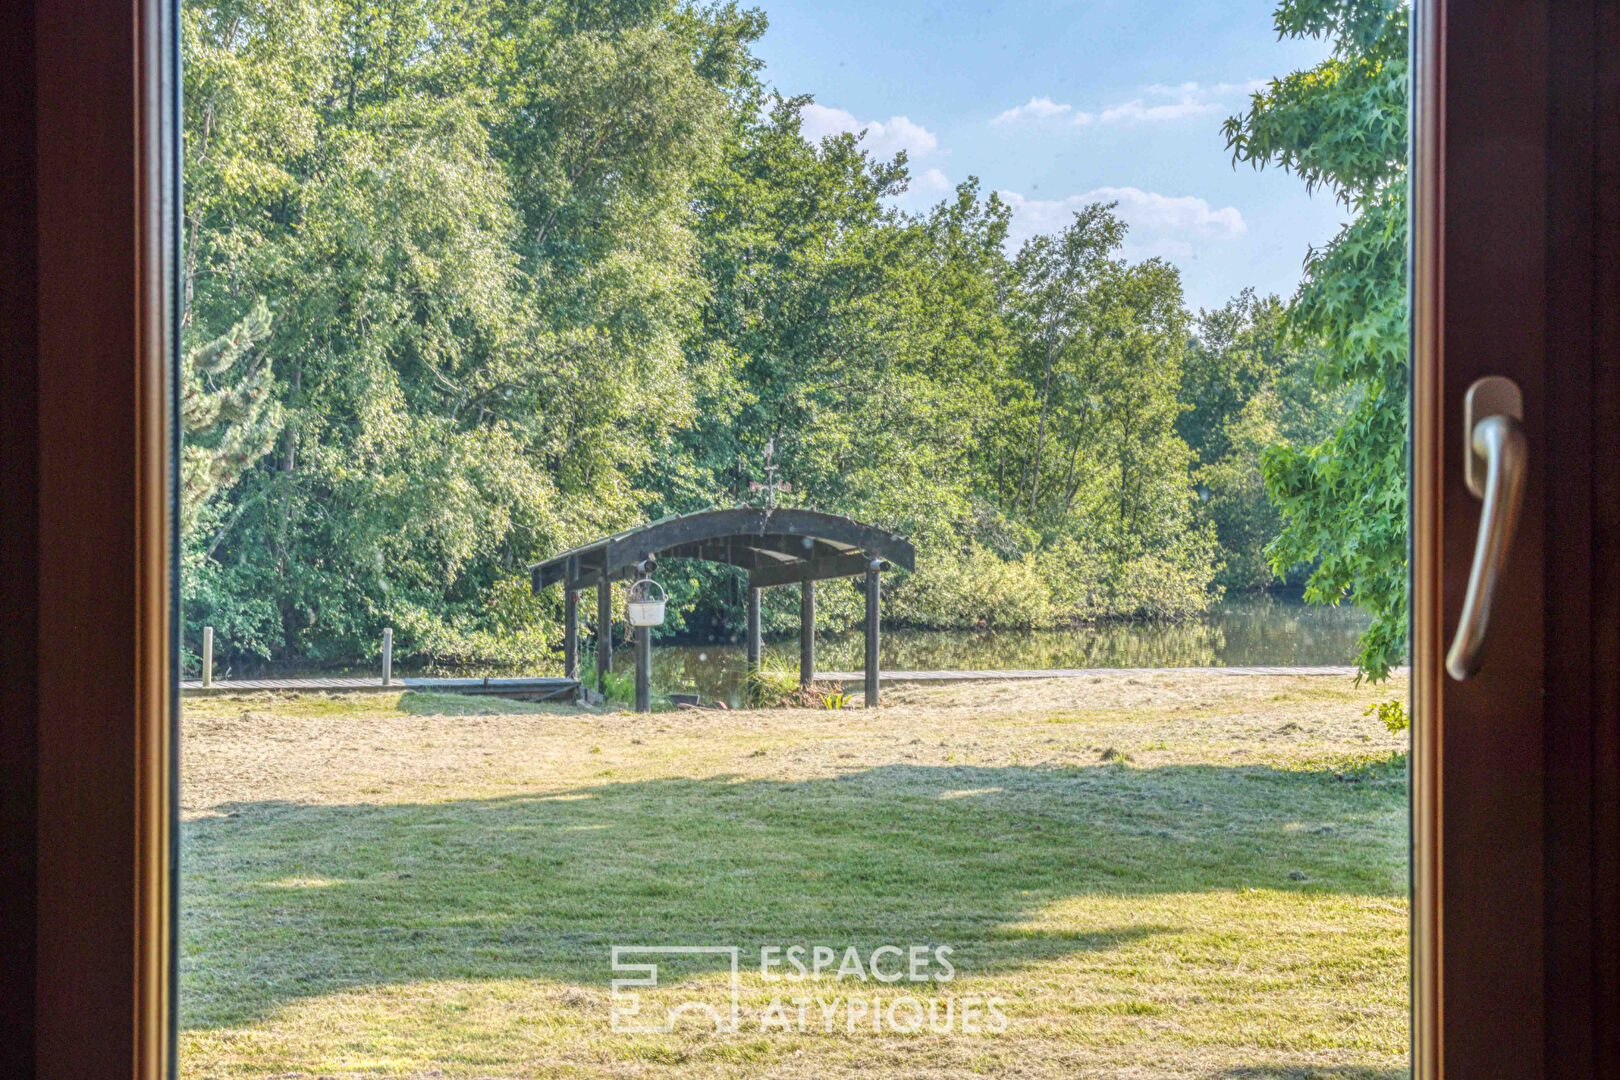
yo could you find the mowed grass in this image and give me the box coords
[178,671,1409,1079]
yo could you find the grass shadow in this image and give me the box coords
[1218,1069,1407,1079]
[393,690,581,716]
[181,758,1406,1030]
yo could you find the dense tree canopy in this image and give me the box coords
[1225,0,1409,679]
[180,0,1407,677]
[1181,290,1349,591]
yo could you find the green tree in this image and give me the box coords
[178,0,1286,666]
[1181,289,1292,465]
[670,98,1011,636]
[181,0,763,664]
[1225,0,1409,677]
[180,298,281,542]
[1182,290,1347,590]
[1002,204,1127,521]
[999,206,1216,618]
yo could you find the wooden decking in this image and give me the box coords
[179,676,579,699]
[179,664,1398,700]
[816,664,1383,684]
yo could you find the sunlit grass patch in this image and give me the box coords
[179,673,1408,1079]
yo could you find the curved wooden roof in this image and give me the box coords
[531,508,916,591]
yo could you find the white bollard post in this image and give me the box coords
[202,626,214,688]
[381,627,394,686]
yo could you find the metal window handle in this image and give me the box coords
[1446,377,1528,681]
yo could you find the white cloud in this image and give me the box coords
[800,103,938,159]
[1090,186,1246,239]
[992,96,1073,124]
[914,168,952,193]
[1098,79,1267,124]
[1098,99,1221,123]
[998,187,1246,255]
[1145,79,1268,98]
[992,79,1266,132]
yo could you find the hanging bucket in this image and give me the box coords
[625,578,667,628]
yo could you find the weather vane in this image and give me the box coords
[748,438,792,507]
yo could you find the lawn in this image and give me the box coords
[178,671,1409,1079]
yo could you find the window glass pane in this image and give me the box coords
[177,1,1411,1075]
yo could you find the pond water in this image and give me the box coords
[614,593,1372,707]
[235,593,1372,703]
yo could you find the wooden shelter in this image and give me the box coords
[531,508,916,712]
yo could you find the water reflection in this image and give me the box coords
[622,594,1372,706]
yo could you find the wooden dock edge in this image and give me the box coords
[179,676,580,701]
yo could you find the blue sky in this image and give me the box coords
[751,0,1346,313]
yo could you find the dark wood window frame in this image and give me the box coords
[1412,0,1619,1073]
[1,0,1613,1076]
[3,0,178,1075]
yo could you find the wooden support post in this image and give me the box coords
[799,579,815,686]
[596,580,613,694]
[563,589,579,682]
[201,626,213,688]
[634,624,651,713]
[863,562,881,707]
[381,627,393,686]
[747,586,762,672]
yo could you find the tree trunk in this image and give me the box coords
[863,565,881,708]
[799,579,815,687]
[1060,431,1085,512]
[1118,402,1136,534]
[1027,334,1056,516]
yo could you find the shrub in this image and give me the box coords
[743,668,846,708]
[579,663,636,706]
[887,543,1054,629]
[888,532,1217,630]
[1365,698,1409,734]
